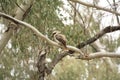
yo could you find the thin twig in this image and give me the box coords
[69,0,120,16]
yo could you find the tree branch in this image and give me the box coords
[77,52,120,60]
[46,51,69,74]
[69,0,120,16]
[1,12,120,75]
[77,26,120,49]
[0,12,84,55]
[47,0,120,72]
[37,49,46,80]
[47,25,120,74]
[90,39,117,71]
[0,0,34,53]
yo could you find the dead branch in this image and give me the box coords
[69,0,120,16]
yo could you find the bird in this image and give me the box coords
[52,31,68,50]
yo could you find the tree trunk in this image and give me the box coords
[0,0,34,53]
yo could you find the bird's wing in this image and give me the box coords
[55,34,67,47]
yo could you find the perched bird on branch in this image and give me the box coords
[52,31,68,50]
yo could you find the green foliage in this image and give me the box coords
[0,0,21,15]
[25,0,64,33]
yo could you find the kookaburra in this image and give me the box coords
[52,31,67,50]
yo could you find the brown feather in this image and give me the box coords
[55,34,67,49]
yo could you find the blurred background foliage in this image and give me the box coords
[0,0,120,80]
